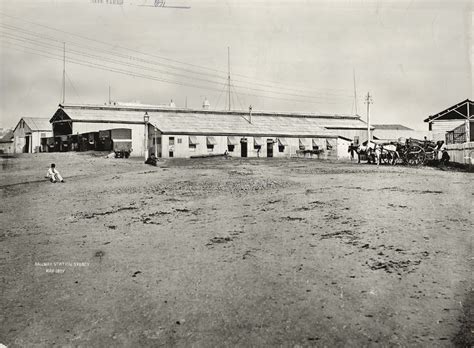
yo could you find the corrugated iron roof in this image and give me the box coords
[0,129,13,143]
[373,124,414,130]
[21,117,52,131]
[55,105,370,137]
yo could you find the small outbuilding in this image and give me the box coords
[424,99,473,142]
[0,129,14,154]
[13,117,53,153]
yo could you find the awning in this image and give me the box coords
[312,139,319,147]
[207,136,217,145]
[189,136,199,145]
[278,138,288,146]
[299,138,310,148]
[254,137,263,146]
[326,139,335,150]
[228,136,239,145]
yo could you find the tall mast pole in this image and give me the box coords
[108,85,111,104]
[365,92,373,142]
[353,68,358,115]
[227,46,231,111]
[62,42,66,104]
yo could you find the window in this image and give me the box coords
[177,138,182,144]
[228,145,235,152]
[189,136,198,151]
[169,137,175,145]
[278,138,287,153]
[157,137,161,145]
[206,136,217,151]
[354,136,359,145]
[169,151,174,158]
[313,144,319,151]
[326,139,333,150]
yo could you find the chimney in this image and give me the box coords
[202,97,210,110]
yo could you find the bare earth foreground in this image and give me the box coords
[1,153,472,347]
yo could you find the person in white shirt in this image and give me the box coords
[46,163,64,183]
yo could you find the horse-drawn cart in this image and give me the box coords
[395,138,437,166]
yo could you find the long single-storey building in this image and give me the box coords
[13,117,53,153]
[50,103,373,159]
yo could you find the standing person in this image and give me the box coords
[46,163,64,183]
[348,143,355,161]
[437,140,446,161]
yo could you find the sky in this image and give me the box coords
[0,0,472,130]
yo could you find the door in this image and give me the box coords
[267,140,273,158]
[24,135,30,153]
[241,139,247,157]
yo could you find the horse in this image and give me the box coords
[353,141,399,165]
[353,141,377,164]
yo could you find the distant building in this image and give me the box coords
[50,103,373,159]
[424,99,473,142]
[0,129,14,154]
[372,124,429,142]
[13,118,53,153]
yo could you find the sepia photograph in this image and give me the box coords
[0,0,473,346]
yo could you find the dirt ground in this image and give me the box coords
[0,153,472,347]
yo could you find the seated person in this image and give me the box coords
[46,163,64,183]
[145,153,158,166]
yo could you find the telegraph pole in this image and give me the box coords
[62,42,66,104]
[365,92,373,142]
[227,46,231,111]
[108,85,111,104]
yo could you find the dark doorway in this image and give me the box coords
[241,139,247,157]
[24,135,30,153]
[169,151,174,158]
[267,140,273,158]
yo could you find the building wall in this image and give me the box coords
[72,122,146,157]
[328,129,368,143]
[336,138,352,160]
[158,134,345,159]
[446,141,474,166]
[430,120,465,141]
[32,131,53,152]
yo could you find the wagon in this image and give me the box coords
[395,138,437,166]
[99,128,132,158]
